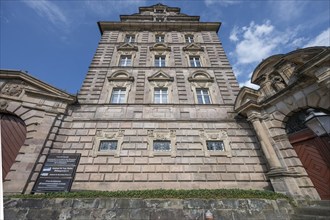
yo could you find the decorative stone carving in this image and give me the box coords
[183,43,204,52]
[270,73,286,92]
[1,81,25,97]
[149,43,171,52]
[146,129,176,157]
[0,99,8,111]
[117,43,138,51]
[93,130,125,157]
[199,130,231,157]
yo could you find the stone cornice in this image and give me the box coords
[98,21,221,34]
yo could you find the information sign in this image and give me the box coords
[32,153,80,193]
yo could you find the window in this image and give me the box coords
[119,55,132,66]
[154,88,168,103]
[206,141,224,151]
[99,140,118,151]
[155,35,165,43]
[185,35,194,43]
[125,35,135,43]
[196,88,211,104]
[190,56,201,67]
[155,9,164,13]
[153,140,170,151]
[110,88,126,103]
[155,17,164,22]
[154,55,166,67]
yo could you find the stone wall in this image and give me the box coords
[4,198,293,220]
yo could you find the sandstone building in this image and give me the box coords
[1,4,329,200]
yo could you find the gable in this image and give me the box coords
[148,71,174,81]
[117,43,138,51]
[183,43,204,52]
[0,70,76,103]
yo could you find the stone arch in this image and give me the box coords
[109,70,133,80]
[283,108,330,200]
[188,70,214,82]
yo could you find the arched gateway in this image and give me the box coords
[1,113,26,180]
[286,110,330,199]
[234,46,330,199]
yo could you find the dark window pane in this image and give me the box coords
[99,140,118,151]
[153,140,170,151]
[206,141,224,151]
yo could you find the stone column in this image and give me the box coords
[247,111,282,170]
[247,111,306,198]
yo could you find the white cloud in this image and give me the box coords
[230,20,299,65]
[23,0,68,28]
[229,26,239,42]
[304,28,330,48]
[239,80,260,90]
[205,0,240,7]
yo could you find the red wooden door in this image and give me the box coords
[289,129,330,200]
[1,113,26,180]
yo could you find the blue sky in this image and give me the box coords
[1,0,329,94]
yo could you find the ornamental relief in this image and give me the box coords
[258,71,288,102]
[109,81,133,88]
[1,81,25,97]
[149,81,171,88]
[147,129,175,139]
[95,130,124,139]
[0,99,8,111]
[199,130,228,140]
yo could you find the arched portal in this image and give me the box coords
[286,110,330,200]
[1,113,27,180]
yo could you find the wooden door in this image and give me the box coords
[289,129,330,200]
[1,113,26,180]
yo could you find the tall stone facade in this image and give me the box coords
[52,3,267,192]
[1,4,328,200]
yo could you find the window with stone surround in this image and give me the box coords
[190,56,201,67]
[125,35,135,43]
[155,35,165,43]
[110,88,126,103]
[99,140,118,151]
[154,55,166,67]
[93,130,124,157]
[154,88,168,104]
[153,140,171,151]
[119,55,132,67]
[206,141,224,151]
[196,88,211,104]
[155,9,165,13]
[185,35,194,43]
[155,17,165,22]
[106,70,134,104]
[148,71,173,104]
[200,130,231,157]
[188,70,216,105]
[147,130,176,157]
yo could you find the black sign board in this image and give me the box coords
[32,153,80,193]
